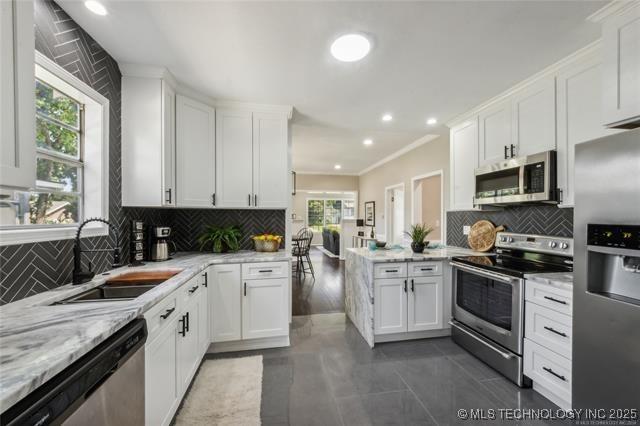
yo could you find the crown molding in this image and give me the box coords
[118,63,178,88]
[295,171,360,176]
[587,0,639,23]
[445,39,603,128]
[358,134,440,176]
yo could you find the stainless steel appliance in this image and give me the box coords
[450,232,573,386]
[1,319,147,425]
[474,150,558,206]
[150,226,176,262]
[573,128,640,409]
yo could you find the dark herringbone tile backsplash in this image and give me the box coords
[446,206,574,248]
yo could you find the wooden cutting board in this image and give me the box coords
[468,220,505,252]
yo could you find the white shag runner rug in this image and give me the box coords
[175,355,263,426]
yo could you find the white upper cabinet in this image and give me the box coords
[176,95,216,207]
[122,74,176,207]
[479,100,512,165]
[450,117,478,211]
[512,76,556,156]
[1,0,35,189]
[215,110,253,208]
[600,2,640,127]
[252,112,289,208]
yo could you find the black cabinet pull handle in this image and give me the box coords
[185,311,190,332]
[292,171,297,196]
[254,194,257,206]
[403,279,407,293]
[202,272,208,287]
[385,269,398,273]
[179,315,186,336]
[544,326,567,337]
[189,285,199,294]
[411,279,415,292]
[248,194,251,206]
[244,282,247,296]
[510,144,515,158]
[543,366,566,381]
[165,188,172,204]
[258,269,273,273]
[504,146,508,159]
[420,268,434,271]
[212,193,216,206]
[543,295,567,305]
[160,307,175,320]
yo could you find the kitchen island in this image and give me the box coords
[345,246,490,347]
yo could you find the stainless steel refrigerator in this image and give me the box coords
[573,128,640,408]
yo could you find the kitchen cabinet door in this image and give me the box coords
[479,100,512,165]
[374,279,408,335]
[602,3,640,127]
[449,118,479,210]
[407,276,443,332]
[242,278,288,340]
[556,50,619,207]
[145,317,179,426]
[0,0,35,189]
[210,264,242,342]
[161,81,176,206]
[512,76,556,156]
[252,112,289,208]
[216,110,254,207]
[176,95,216,207]
[198,270,210,355]
[177,297,200,394]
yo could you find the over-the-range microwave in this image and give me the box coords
[474,150,558,206]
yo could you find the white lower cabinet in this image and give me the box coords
[242,278,289,339]
[197,271,210,355]
[210,264,242,342]
[145,315,179,426]
[374,262,445,337]
[177,285,201,394]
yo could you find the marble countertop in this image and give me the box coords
[0,250,291,412]
[525,272,574,290]
[345,246,493,263]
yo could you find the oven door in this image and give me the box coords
[451,261,524,354]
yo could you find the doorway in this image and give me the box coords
[384,183,405,245]
[411,171,443,242]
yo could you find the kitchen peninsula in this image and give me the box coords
[345,246,489,347]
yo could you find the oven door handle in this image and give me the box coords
[449,321,515,359]
[450,261,522,285]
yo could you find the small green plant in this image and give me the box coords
[197,225,242,253]
[404,223,434,244]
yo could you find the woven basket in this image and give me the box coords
[254,239,280,252]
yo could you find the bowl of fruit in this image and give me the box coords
[252,233,283,252]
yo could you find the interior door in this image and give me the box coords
[374,278,408,335]
[408,276,443,331]
[216,109,253,207]
[252,112,288,208]
[210,264,242,342]
[176,95,215,207]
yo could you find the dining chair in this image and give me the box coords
[293,228,314,279]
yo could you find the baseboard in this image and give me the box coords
[374,328,451,343]
[532,382,572,410]
[207,335,290,353]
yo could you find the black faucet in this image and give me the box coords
[73,218,123,285]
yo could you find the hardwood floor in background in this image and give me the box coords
[292,248,344,316]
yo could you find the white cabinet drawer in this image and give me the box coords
[374,263,407,279]
[525,302,572,359]
[525,280,572,316]
[179,276,203,306]
[524,339,571,404]
[408,261,442,277]
[242,262,289,279]
[145,293,178,338]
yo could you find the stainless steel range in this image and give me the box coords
[450,232,573,387]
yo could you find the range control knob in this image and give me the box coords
[507,237,514,243]
[560,242,569,249]
[500,236,507,242]
[548,241,558,248]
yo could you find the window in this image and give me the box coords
[306,198,356,233]
[0,52,109,245]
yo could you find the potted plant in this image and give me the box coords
[404,223,434,253]
[197,225,242,253]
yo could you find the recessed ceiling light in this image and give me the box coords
[363,139,373,146]
[334,164,342,170]
[85,0,107,15]
[427,117,438,126]
[382,114,393,122]
[330,34,371,62]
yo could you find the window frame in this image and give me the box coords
[305,197,357,233]
[0,51,109,246]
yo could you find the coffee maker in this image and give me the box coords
[149,226,176,261]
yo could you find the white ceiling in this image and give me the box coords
[58,0,606,175]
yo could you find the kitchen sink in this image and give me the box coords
[54,269,182,304]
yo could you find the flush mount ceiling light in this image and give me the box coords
[330,34,371,62]
[427,117,438,126]
[334,164,342,170]
[381,114,393,122]
[363,139,373,146]
[85,0,107,15]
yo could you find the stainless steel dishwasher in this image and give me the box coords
[1,319,147,426]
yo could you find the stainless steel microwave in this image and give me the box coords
[474,150,558,206]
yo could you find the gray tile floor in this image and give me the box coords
[207,313,560,425]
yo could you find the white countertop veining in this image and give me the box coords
[0,251,291,412]
[345,246,493,263]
